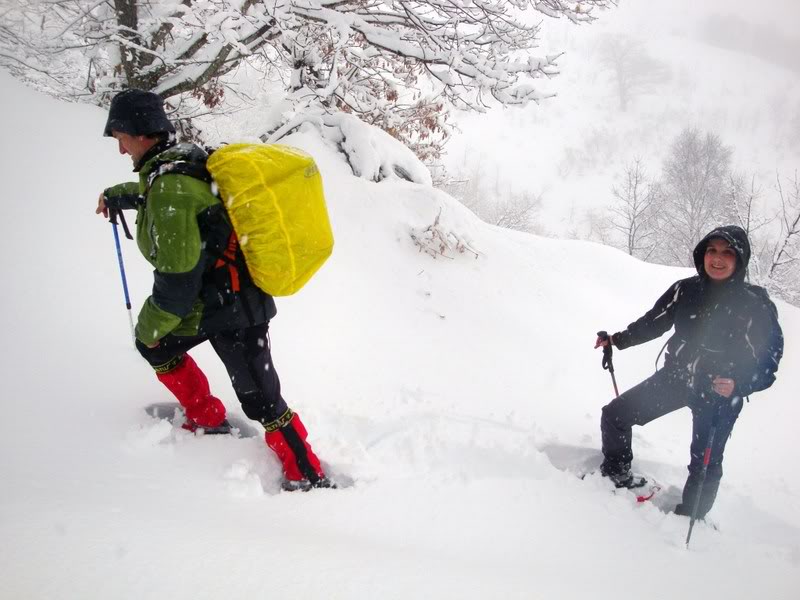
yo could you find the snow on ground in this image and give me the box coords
[0,73,798,599]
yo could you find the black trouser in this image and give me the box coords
[600,367,743,518]
[136,322,289,425]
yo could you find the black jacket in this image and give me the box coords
[612,226,783,397]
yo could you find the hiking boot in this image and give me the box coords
[281,476,337,492]
[600,462,647,489]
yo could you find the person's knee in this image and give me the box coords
[135,338,151,360]
[135,339,183,373]
[238,390,288,423]
[601,401,628,429]
[135,339,167,368]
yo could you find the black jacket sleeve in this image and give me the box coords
[104,182,143,211]
[734,290,783,396]
[612,280,683,350]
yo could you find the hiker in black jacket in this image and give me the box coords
[594,225,783,518]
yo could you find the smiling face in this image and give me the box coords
[704,238,738,282]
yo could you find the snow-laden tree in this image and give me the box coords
[724,173,769,239]
[0,0,613,163]
[723,171,800,306]
[765,171,800,305]
[606,157,660,259]
[597,34,670,112]
[653,127,733,266]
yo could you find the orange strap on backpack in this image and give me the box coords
[215,232,240,293]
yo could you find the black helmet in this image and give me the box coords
[103,89,175,137]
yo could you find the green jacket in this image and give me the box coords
[105,141,276,346]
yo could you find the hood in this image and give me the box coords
[692,225,751,283]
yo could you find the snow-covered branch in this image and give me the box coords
[769,171,800,278]
[0,0,613,159]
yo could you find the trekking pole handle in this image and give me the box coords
[597,331,614,373]
[109,205,133,240]
[597,330,620,398]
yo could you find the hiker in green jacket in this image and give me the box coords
[97,89,332,491]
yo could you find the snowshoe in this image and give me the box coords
[182,418,233,435]
[281,476,338,492]
[607,472,648,489]
[145,402,260,438]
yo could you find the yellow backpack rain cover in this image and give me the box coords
[207,143,334,297]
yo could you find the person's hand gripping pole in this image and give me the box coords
[595,331,620,398]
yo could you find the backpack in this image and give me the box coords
[149,143,334,297]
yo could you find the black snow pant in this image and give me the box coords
[136,322,289,426]
[600,367,743,519]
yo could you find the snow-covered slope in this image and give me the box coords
[1,73,798,599]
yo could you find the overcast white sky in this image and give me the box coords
[615,0,800,38]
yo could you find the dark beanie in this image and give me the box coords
[103,89,175,137]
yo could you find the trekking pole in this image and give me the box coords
[597,331,620,397]
[685,406,722,549]
[109,207,136,346]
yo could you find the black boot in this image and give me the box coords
[600,462,647,489]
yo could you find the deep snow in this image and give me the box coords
[0,72,798,599]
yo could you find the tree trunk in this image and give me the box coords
[114,0,141,88]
